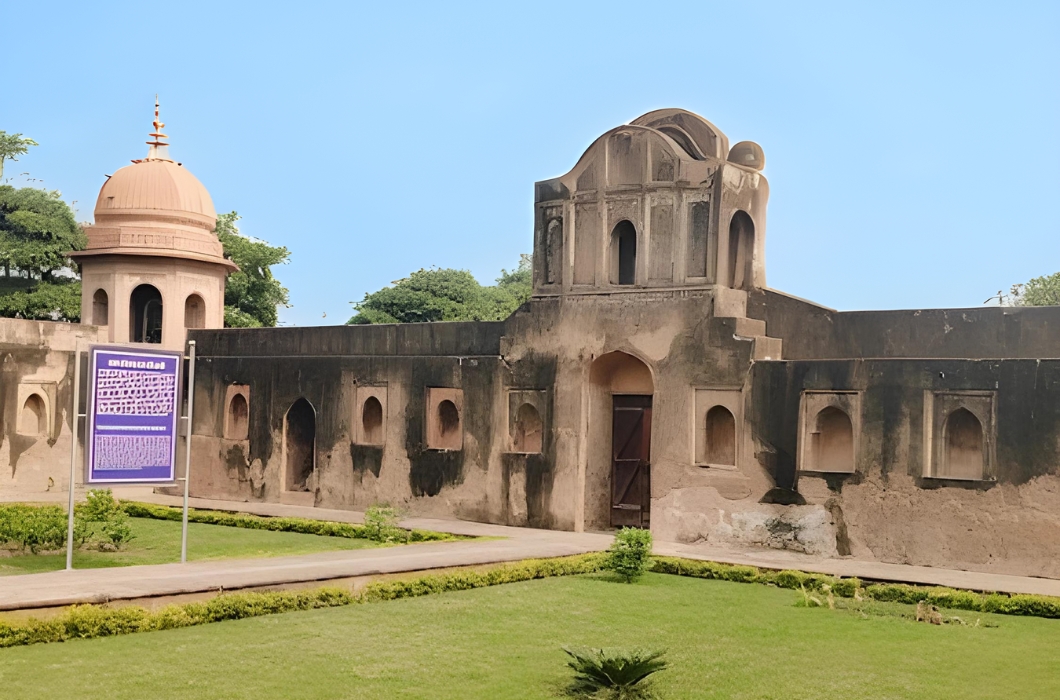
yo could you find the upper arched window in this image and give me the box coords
[184,294,206,329]
[92,289,109,326]
[610,221,637,286]
[727,211,755,290]
[130,284,163,343]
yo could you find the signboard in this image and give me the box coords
[86,346,182,484]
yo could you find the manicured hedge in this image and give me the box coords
[650,556,1060,619]
[0,554,606,648]
[3,552,1057,649]
[120,501,459,543]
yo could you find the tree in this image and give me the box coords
[215,212,291,327]
[0,132,38,181]
[347,254,532,325]
[1007,274,1060,307]
[0,185,85,321]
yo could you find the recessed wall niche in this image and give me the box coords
[16,382,55,438]
[798,392,860,474]
[694,388,741,468]
[508,390,548,454]
[426,387,463,451]
[923,391,996,481]
[354,385,387,446]
[223,385,250,441]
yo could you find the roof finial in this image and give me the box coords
[144,94,172,162]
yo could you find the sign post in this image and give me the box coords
[65,345,82,571]
[181,340,195,563]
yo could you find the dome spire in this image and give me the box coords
[145,95,172,162]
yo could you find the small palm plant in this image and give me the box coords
[563,646,668,699]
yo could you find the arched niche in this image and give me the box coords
[610,220,637,286]
[814,406,854,472]
[184,294,206,329]
[130,284,163,344]
[284,398,316,492]
[436,400,461,450]
[426,388,463,451]
[511,403,543,454]
[727,211,755,290]
[361,396,384,446]
[943,408,984,480]
[19,394,46,436]
[226,392,249,441]
[92,289,109,326]
[705,405,736,466]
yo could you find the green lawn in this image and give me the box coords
[0,572,1056,699]
[0,517,380,575]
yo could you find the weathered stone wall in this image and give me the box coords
[0,319,105,498]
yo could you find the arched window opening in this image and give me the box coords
[728,211,755,290]
[92,289,109,326]
[226,393,249,441]
[705,405,736,466]
[610,220,637,286]
[361,396,384,445]
[512,403,543,453]
[284,398,316,492]
[130,284,163,344]
[436,399,462,450]
[20,394,46,436]
[813,406,854,472]
[184,294,206,329]
[944,408,984,479]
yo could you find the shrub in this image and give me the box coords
[362,504,408,543]
[0,504,67,553]
[77,489,134,548]
[563,646,668,699]
[606,528,653,583]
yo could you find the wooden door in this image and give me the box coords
[610,395,652,527]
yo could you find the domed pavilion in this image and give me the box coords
[71,99,236,350]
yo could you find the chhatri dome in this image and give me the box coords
[73,99,236,349]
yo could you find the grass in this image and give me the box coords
[0,573,1056,699]
[0,517,381,576]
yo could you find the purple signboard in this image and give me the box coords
[86,346,182,484]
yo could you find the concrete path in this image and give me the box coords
[1,488,1058,611]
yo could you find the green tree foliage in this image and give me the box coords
[348,254,532,324]
[0,131,38,180]
[1008,274,1060,307]
[0,185,85,321]
[215,212,291,327]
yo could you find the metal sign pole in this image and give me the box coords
[180,340,196,564]
[65,345,83,571]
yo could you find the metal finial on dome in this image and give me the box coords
[145,95,172,162]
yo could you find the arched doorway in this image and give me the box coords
[226,393,249,441]
[130,284,163,343]
[727,211,755,290]
[814,407,854,472]
[20,394,46,436]
[284,398,316,492]
[361,396,384,445]
[610,220,637,286]
[589,351,654,528]
[512,402,543,454]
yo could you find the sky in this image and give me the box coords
[3,1,1058,325]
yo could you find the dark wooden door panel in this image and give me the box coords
[611,395,652,527]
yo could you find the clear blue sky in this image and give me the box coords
[4,1,1058,325]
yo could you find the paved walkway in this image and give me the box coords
[1,489,1058,611]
